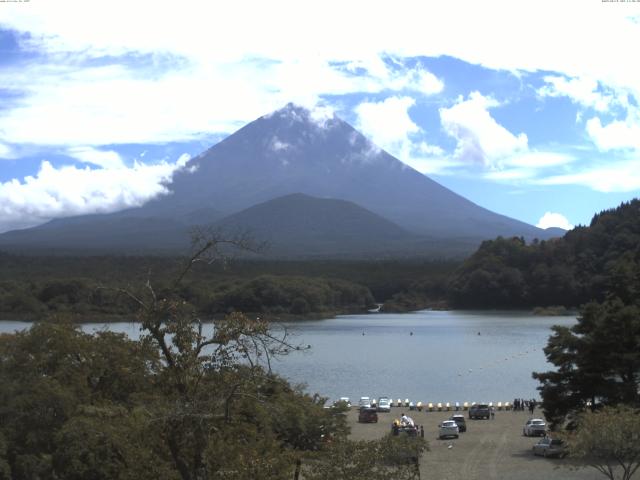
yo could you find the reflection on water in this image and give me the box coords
[0,310,575,404]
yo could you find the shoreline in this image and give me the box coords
[0,305,578,324]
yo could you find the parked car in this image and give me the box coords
[450,414,467,432]
[358,408,378,423]
[469,404,491,419]
[523,418,547,437]
[358,396,372,409]
[377,397,392,412]
[438,420,459,439]
[333,397,351,408]
[532,437,566,458]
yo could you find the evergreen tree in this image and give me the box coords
[533,299,640,427]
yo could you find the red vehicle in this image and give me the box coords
[358,408,378,423]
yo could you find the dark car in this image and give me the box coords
[450,414,467,432]
[469,404,491,419]
[358,408,378,423]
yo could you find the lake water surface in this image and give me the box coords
[1,310,574,405]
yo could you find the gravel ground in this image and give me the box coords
[347,407,603,480]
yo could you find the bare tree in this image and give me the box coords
[119,229,299,480]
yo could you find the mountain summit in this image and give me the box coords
[152,103,548,239]
[0,104,559,256]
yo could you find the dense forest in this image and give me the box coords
[0,254,456,321]
[448,200,640,309]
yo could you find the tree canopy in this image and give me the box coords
[565,405,640,480]
[0,232,428,479]
[449,199,640,309]
[533,298,640,428]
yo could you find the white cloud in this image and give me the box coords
[536,159,640,192]
[438,94,578,182]
[417,141,444,156]
[484,168,536,181]
[390,66,444,94]
[0,52,444,148]
[536,212,574,230]
[269,136,291,152]
[4,0,637,94]
[440,91,528,167]
[413,69,444,94]
[586,112,640,151]
[355,96,420,149]
[308,105,337,127]
[505,151,574,168]
[0,157,186,233]
[538,76,614,112]
[354,96,453,174]
[67,146,125,169]
[0,143,11,157]
[0,0,634,159]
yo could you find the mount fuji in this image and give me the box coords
[0,104,560,257]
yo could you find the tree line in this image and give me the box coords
[0,253,457,321]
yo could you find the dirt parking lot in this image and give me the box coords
[347,407,603,480]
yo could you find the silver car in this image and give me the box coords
[523,418,547,436]
[377,396,391,412]
[438,420,459,439]
[532,437,566,458]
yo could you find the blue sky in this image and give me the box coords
[0,0,639,233]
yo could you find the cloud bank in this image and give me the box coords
[0,155,189,233]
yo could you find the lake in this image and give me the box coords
[0,310,574,405]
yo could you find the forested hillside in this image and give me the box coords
[0,254,456,320]
[448,200,640,308]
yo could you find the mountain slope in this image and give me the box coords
[214,193,416,256]
[0,104,559,256]
[145,104,553,240]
